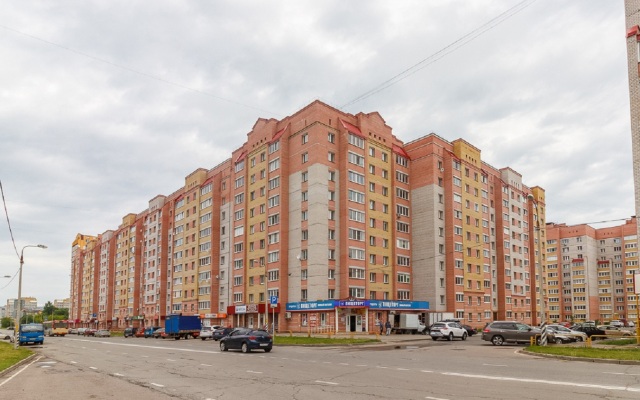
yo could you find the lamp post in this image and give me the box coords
[14,244,47,350]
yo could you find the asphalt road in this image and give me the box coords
[2,334,640,399]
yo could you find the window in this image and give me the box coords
[268,158,280,172]
[302,152,308,163]
[348,170,365,185]
[328,152,335,162]
[348,152,364,167]
[268,140,279,154]
[348,133,364,148]
[302,132,308,144]
[328,132,335,143]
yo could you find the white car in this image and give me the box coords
[429,321,468,341]
[546,324,588,342]
[200,325,220,340]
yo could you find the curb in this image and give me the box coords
[519,349,640,365]
[0,353,37,378]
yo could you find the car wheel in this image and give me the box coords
[264,348,272,353]
[241,342,250,353]
[491,335,504,346]
[555,337,563,344]
[448,333,454,341]
[432,337,438,341]
[462,332,467,341]
[220,342,227,352]
[201,337,206,341]
[576,337,583,342]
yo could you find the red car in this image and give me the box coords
[83,328,97,336]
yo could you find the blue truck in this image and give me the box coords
[165,314,201,340]
[19,323,45,345]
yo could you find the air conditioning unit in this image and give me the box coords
[285,312,292,319]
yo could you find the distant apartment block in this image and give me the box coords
[626,0,640,242]
[70,101,546,332]
[546,218,639,323]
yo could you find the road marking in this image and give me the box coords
[113,373,124,377]
[70,361,77,364]
[425,397,449,400]
[421,370,434,373]
[356,364,368,367]
[603,372,640,376]
[322,361,331,364]
[0,356,43,388]
[142,355,149,358]
[167,359,176,362]
[66,338,221,355]
[376,366,388,369]
[396,368,410,371]
[40,366,52,368]
[482,363,508,367]
[442,372,640,393]
[150,383,164,387]
[339,363,349,366]
[246,370,262,374]
[89,367,97,370]
[201,363,213,367]
[315,380,338,385]
[37,361,57,364]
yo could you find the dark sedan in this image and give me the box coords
[461,324,477,336]
[219,328,272,353]
[212,327,233,341]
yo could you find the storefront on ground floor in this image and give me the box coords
[284,300,430,334]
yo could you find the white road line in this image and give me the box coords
[339,363,349,366]
[201,363,213,367]
[70,361,77,364]
[356,364,368,367]
[603,372,640,376]
[482,363,508,367]
[113,373,124,377]
[315,380,339,385]
[442,372,640,393]
[246,370,263,374]
[396,368,410,371]
[150,383,164,387]
[0,356,43,388]
[89,367,98,370]
[37,361,57,364]
[425,397,449,400]
[376,366,388,369]
[66,338,221,355]
[322,361,331,364]
[167,359,176,362]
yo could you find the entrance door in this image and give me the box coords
[349,315,357,332]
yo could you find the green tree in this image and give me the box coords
[1,317,12,328]
[42,301,55,316]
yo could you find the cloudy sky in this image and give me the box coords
[0,0,635,308]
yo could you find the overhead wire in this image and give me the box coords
[0,24,282,118]
[0,179,20,260]
[340,0,537,108]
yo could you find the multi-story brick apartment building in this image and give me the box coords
[70,100,546,332]
[626,0,640,246]
[546,217,638,324]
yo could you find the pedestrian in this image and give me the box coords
[377,319,383,335]
[385,320,391,335]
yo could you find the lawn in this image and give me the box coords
[526,344,640,361]
[273,335,380,345]
[0,341,33,373]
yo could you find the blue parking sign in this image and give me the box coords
[270,296,278,305]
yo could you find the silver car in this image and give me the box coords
[546,324,587,342]
[482,321,540,346]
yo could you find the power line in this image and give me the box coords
[340,0,537,108]
[0,179,20,260]
[0,24,282,118]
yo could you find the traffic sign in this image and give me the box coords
[270,295,278,305]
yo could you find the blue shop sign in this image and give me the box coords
[286,300,429,311]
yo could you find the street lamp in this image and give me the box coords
[14,244,47,350]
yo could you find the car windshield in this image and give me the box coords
[21,324,44,332]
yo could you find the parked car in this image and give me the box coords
[482,321,540,346]
[212,327,233,341]
[546,324,587,342]
[546,327,575,344]
[219,328,272,353]
[144,327,161,338]
[83,328,97,336]
[200,326,220,340]
[77,327,88,335]
[609,320,624,328]
[571,325,606,339]
[460,324,477,336]
[68,328,78,335]
[94,329,111,337]
[429,322,468,341]
[134,328,146,338]
[152,328,166,339]
[124,327,139,338]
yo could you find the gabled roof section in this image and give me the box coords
[340,119,365,138]
[234,150,247,163]
[392,144,410,160]
[271,123,289,143]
